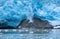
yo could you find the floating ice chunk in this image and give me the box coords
[4,29,8,32]
[49,20,60,26]
[25,29,28,32]
[54,26,60,29]
[0,30,2,32]
[29,31,34,34]
[20,34,23,36]
[13,29,17,31]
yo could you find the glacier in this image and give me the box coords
[0,0,60,27]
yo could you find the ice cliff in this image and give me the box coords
[0,0,60,27]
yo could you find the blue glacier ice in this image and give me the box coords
[0,0,60,27]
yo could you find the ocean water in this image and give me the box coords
[0,29,60,39]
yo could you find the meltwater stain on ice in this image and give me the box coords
[0,0,60,28]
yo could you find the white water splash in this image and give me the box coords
[26,3,34,23]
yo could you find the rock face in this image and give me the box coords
[0,18,53,29]
[17,18,53,29]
